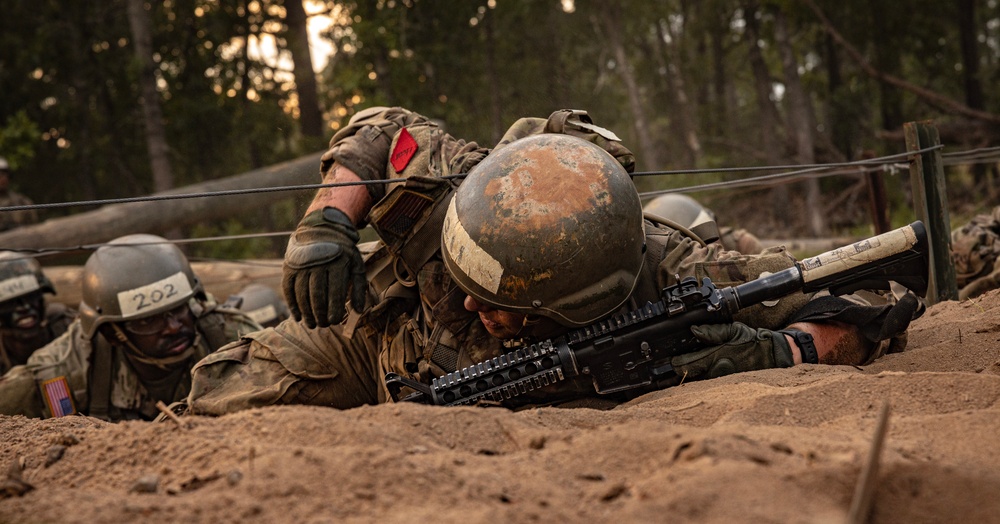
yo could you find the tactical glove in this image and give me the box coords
[282,207,367,328]
[670,322,795,381]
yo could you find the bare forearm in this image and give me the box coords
[784,321,872,365]
[305,163,374,226]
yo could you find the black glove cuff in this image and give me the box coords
[320,207,355,229]
[779,329,819,364]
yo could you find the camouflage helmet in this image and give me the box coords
[642,193,720,245]
[231,283,289,327]
[0,251,55,303]
[643,193,715,226]
[441,133,646,327]
[79,234,203,340]
[951,208,1000,288]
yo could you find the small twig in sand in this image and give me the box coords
[847,401,891,524]
[671,400,704,412]
[966,297,985,313]
[248,446,256,495]
[155,401,188,430]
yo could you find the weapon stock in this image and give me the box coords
[386,221,929,407]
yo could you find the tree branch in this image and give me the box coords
[803,0,1000,125]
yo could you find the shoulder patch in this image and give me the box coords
[390,128,419,173]
[41,376,76,417]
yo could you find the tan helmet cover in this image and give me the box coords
[0,251,55,303]
[442,134,645,327]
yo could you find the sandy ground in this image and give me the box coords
[3,289,1000,524]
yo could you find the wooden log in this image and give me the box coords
[0,152,325,252]
[43,259,283,309]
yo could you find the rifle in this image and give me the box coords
[385,221,929,407]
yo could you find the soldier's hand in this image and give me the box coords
[670,323,795,381]
[282,207,367,328]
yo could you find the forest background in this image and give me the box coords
[2,0,999,262]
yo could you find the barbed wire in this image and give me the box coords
[639,162,909,199]
[0,145,944,213]
[3,141,998,260]
[941,145,1000,165]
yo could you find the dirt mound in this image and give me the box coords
[3,291,1000,523]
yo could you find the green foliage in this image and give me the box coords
[1,0,998,251]
[0,111,41,169]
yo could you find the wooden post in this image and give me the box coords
[904,121,958,304]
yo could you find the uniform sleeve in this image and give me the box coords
[0,365,45,417]
[321,107,487,203]
[188,320,381,415]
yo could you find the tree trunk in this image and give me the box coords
[125,0,174,194]
[956,0,991,192]
[483,10,504,145]
[710,10,730,138]
[743,3,789,227]
[774,10,825,236]
[957,0,984,110]
[655,19,701,168]
[822,6,852,161]
[0,152,324,252]
[596,2,660,175]
[285,0,324,139]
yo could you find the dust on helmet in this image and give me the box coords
[230,283,289,327]
[79,234,203,340]
[441,133,646,327]
[0,251,55,304]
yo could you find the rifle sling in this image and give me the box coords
[87,338,114,421]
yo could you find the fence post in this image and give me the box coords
[904,121,958,304]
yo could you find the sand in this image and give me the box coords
[3,290,1000,523]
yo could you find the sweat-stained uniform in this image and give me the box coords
[0,300,259,421]
[186,107,905,415]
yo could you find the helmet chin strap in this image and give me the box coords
[504,314,545,345]
[109,324,198,370]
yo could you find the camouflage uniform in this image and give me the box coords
[719,227,765,255]
[951,207,1000,300]
[187,107,903,415]
[0,191,38,232]
[0,299,259,421]
[0,302,76,375]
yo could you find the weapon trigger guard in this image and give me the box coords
[385,372,434,403]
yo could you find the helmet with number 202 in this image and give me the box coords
[442,133,646,327]
[79,234,202,340]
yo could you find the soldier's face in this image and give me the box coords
[120,304,197,359]
[463,294,527,339]
[0,292,45,332]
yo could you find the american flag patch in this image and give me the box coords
[41,376,76,418]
